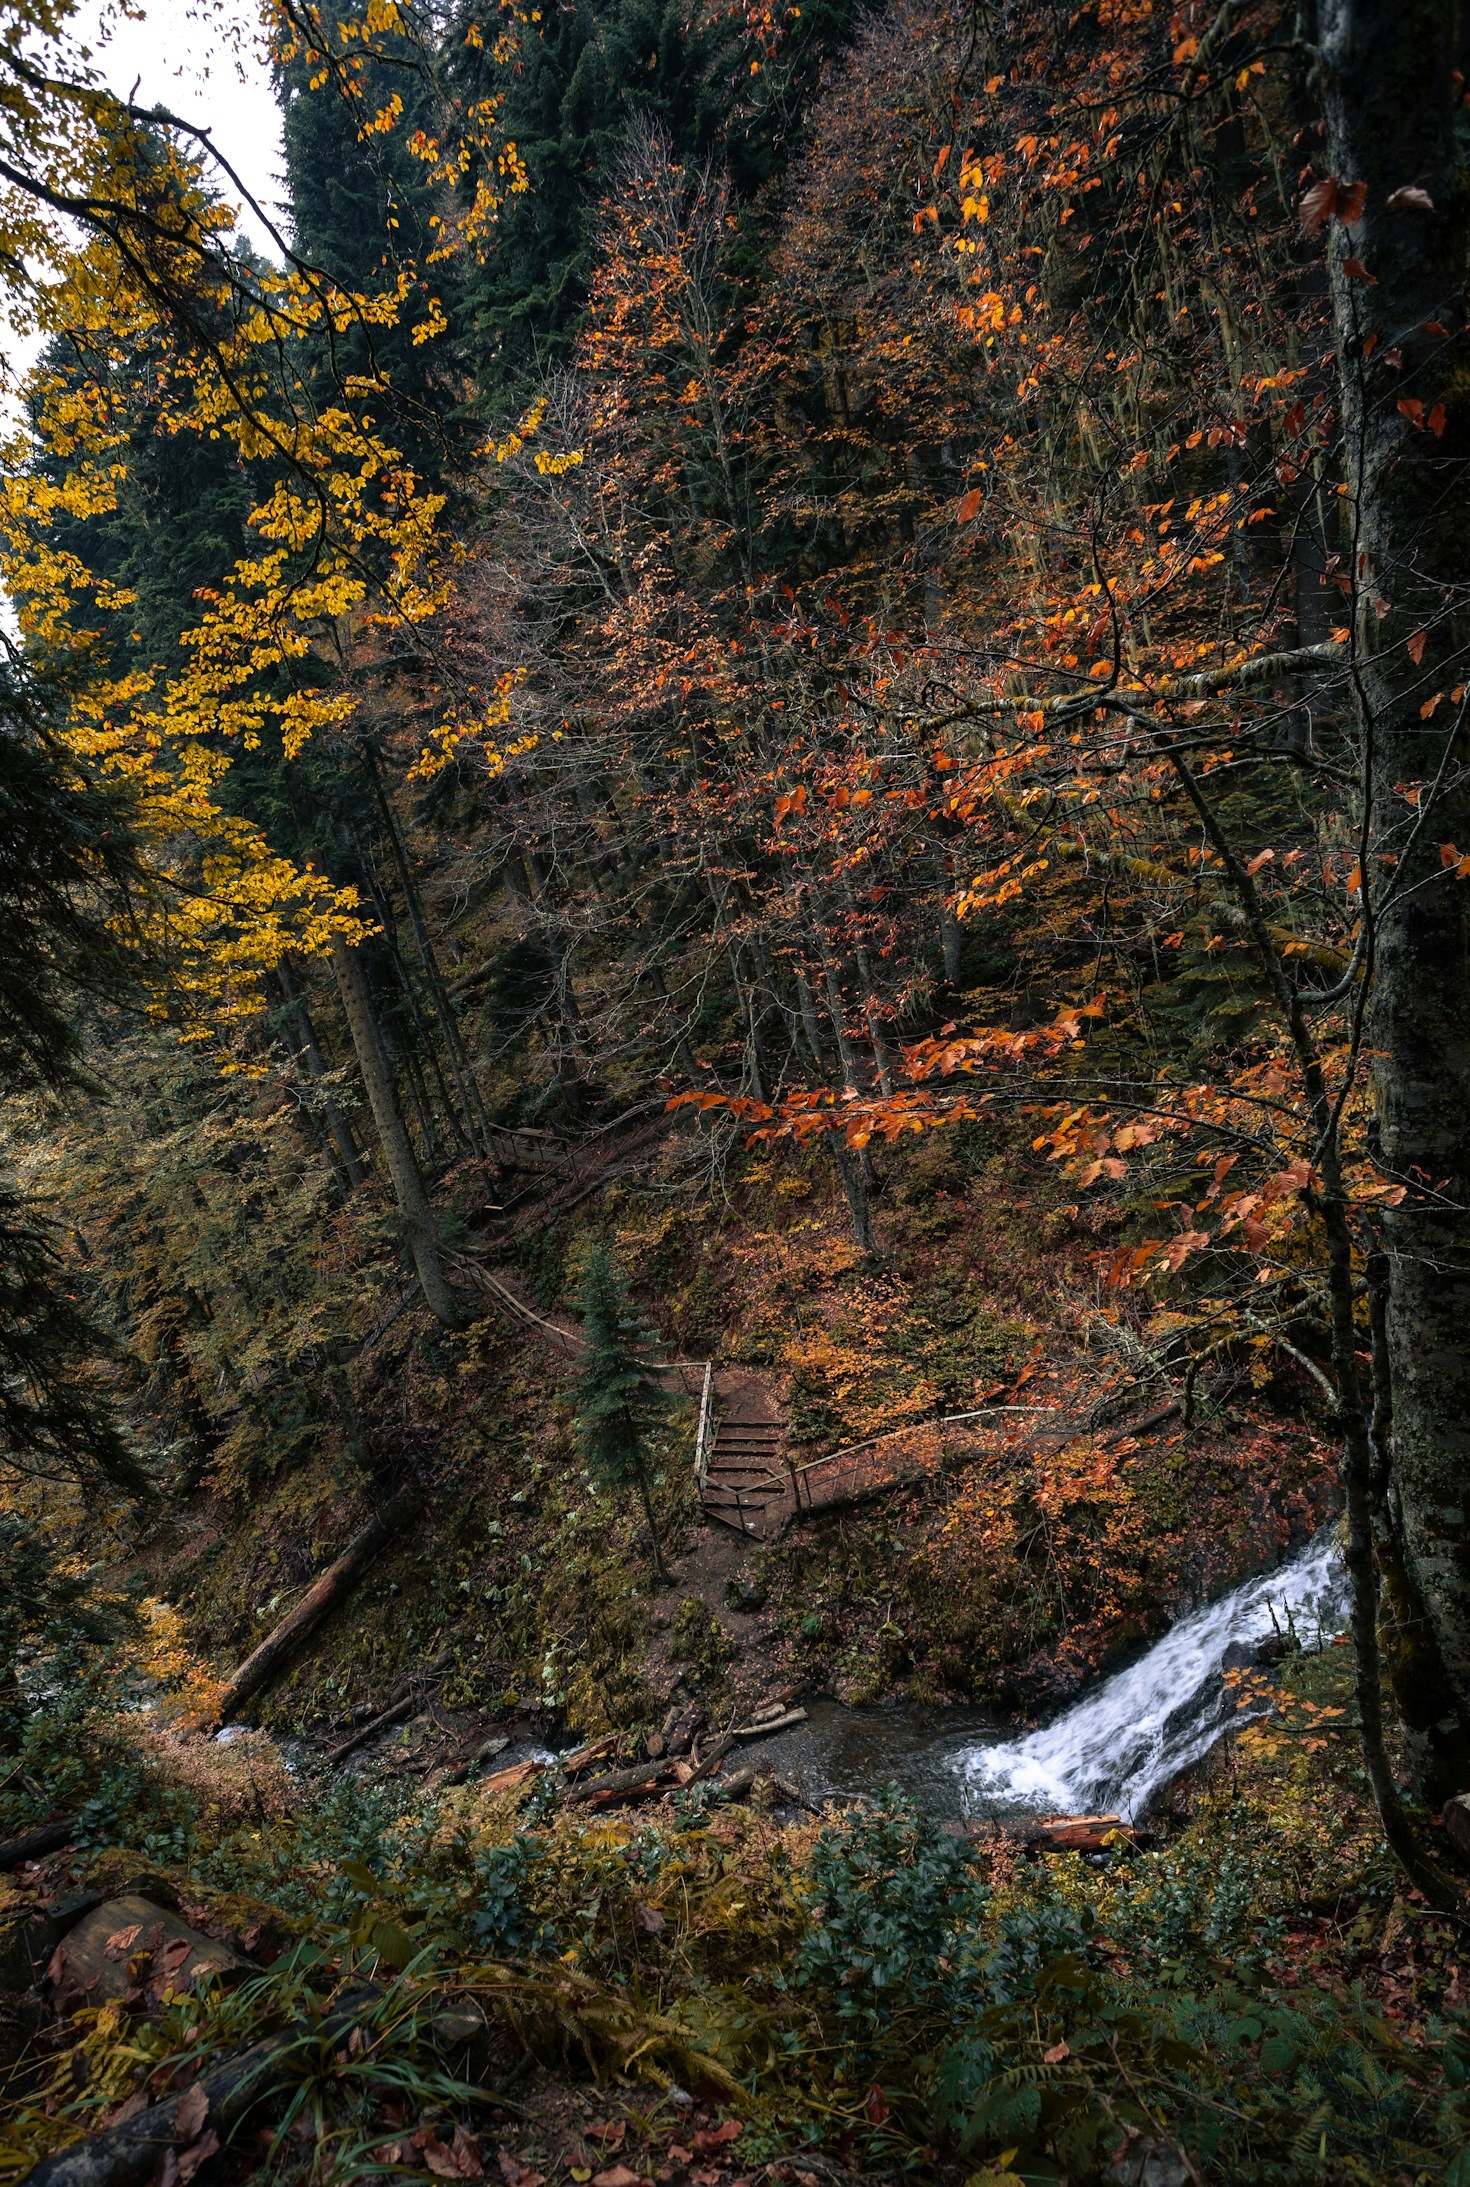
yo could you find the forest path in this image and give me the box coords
[449,1255,1068,1543]
[449,1253,795,1537]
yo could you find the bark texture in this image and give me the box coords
[279,960,367,1188]
[330,934,460,1325]
[0,1815,80,1870]
[1320,0,1470,1798]
[213,1489,420,1724]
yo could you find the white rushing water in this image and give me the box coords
[953,1528,1349,1824]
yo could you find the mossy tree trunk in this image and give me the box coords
[1321,0,1470,1800]
[330,934,460,1328]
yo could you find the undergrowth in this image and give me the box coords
[3,1638,1468,2186]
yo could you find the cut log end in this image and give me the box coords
[1023,1812,1136,1852]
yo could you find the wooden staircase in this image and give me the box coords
[699,1414,791,1539]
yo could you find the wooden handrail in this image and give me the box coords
[789,1403,1065,1481]
[449,1258,586,1357]
[693,1360,716,1493]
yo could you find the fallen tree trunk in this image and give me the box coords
[479,1758,546,1799]
[22,1987,509,2187]
[728,1708,807,1740]
[0,1816,81,1871]
[214,1492,421,1725]
[686,1734,735,1784]
[322,1692,420,1767]
[708,1765,759,1803]
[560,1733,619,1777]
[1022,1814,1136,1852]
[18,2002,364,2187]
[564,1758,676,1807]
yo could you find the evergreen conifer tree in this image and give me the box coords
[276,2,475,476]
[0,668,145,1494]
[449,0,855,397]
[572,1245,669,1582]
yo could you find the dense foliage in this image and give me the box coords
[1,0,1469,2179]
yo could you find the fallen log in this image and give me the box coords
[683,1734,735,1786]
[21,1987,510,2187]
[23,2028,293,2187]
[698,1764,815,1811]
[728,1707,807,1740]
[1025,1813,1135,1852]
[560,1733,619,1777]
[0,1816,81,1871]
[323,1692,420,1766]
[565,1758,675,1807]
[213,1491,421,1725]
[479,1758,547,1799]
[577,1775,671,1812]
[659,1702,706,1758]
[441,1734,512,1786]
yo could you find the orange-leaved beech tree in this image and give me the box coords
[661,0,1470,1886]
[436,44,1012,1244]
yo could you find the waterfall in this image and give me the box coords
[953,1528,1348,1824]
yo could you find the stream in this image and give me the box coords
[300,1531,1348,1830]
[733,1528,1349,1824]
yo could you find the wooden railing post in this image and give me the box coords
[693,1360,715,1503]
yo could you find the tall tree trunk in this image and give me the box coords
[731,945,770,1102]
[927,838,964,985]
[631,1439,670,1585]
[278,960,368,1189]
[841,874,898,1095]
[1321,0,1470,1800]
[361,742,492,1155]
[330,936,461,1327]
[358,867,466,1159]
[793,970,873,1252]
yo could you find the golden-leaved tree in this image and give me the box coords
[1,0,532,1322]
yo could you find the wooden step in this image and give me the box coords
[706,1503,786,1537]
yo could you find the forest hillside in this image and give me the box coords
[2,0,1470,2181]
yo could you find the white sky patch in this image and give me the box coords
[0,3,286,624]
[80,0,287,260]
[1,0,286,413]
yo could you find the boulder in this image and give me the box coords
[50,1895,247,2011]
[1105,2135,1191,2187]
[725,1576,768,1614]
